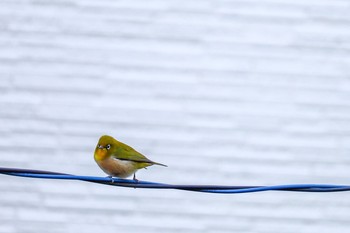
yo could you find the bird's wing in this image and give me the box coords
[112,142,155,164]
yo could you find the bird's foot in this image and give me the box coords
[132,174,138,189]
[106,175,114,183]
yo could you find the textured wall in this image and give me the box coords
[1,0,350,232]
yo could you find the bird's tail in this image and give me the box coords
[153,161,167,167]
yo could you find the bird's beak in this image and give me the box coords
[95,148,107,161]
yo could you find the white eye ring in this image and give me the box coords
[97,144,103,149]
[106,144,111,150]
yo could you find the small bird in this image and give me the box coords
[94,135,167,180]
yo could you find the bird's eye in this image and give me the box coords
[97,144,103,149]
[106,144,111,150]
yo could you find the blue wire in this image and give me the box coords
[1,167,350,194]
[201,184,350,194]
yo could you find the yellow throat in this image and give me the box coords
[94,148,108,161]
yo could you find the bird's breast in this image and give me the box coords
[96,157,137,178]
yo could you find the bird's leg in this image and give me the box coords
[133,173,138,182]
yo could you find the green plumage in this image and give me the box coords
[98,135,167,169]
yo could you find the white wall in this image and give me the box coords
[1,0,350,232]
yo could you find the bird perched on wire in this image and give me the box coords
[94,135,167,180]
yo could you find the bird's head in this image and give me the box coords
[94,135,116,161]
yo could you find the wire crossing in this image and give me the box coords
[1,167,349,194]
